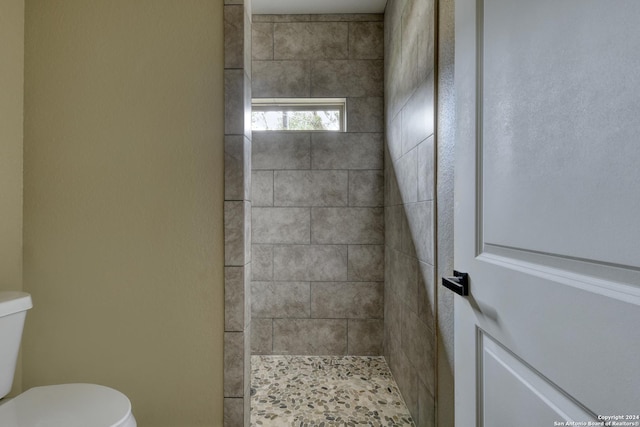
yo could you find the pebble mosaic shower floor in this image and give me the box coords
[251,355,415,426]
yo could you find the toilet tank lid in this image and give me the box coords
[0,292,33,318]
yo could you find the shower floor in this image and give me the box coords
[251,355,415,426]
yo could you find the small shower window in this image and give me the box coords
[252,98,346,132]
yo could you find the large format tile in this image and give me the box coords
[274,22,348,60]
[225,267,245,332]
[225,69,245,135]
[252,207,310,244]
[348,319,384,355]
[252,60,310,98]
[251,244,273,281]
[310,282,383,319]
[348,245,384,281]
[251,281,311,318]
[349,22,384,59]
[417,136,435,202]
[347,97,384,133]
[274,170,348,207]
[273,245,348,281]
[251,318,273,355]
[223,398,243,427]
[385,147,403,207]
[312,133,383,170]
[417,260,436,330]
[251,170,273,207]
[311,60,384,97]
[385,0,405,35]
[401,75,435,155]
[224,5,244,69]
[311,207,383,244]
[384,205,402,253]
[225,201,248,266]
[349,170,384,207]
[384,202,416,259]
[386,248,419,313]
[406,201,434,264]
[243,6,251,80]
[418,377,436,427]
[415,0,436,83]
[252,132,311,170]
[389,348,419,421]
[384,290,403,362]
[224,332,245,397]
[401,308,435,393]
[385,26,404,120]
[225,135,250,201]
[387,111,403,162]
[395,147,419,204]
[252,22,273,60]
[398,2,422,105]
[272,319,347,355]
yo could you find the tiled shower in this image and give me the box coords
[223,1,446,426]
[250,13,385,356]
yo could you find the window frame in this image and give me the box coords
[251,98,347,132]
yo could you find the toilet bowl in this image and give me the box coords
[0,292,137,427]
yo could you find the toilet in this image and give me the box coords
[0,292,136,427]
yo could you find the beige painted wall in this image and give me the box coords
[22,1,224,426]
[0,0,25,396]
[0,0,24,293]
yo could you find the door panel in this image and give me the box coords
[454,0,640,425]
[481,0,640,267]
[481,332,595,426]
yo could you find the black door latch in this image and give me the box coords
[441,271,469,296]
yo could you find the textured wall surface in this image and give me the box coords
[251,14,385,356]
[23,1,224,425]
[0,0,24,396]
[223,0,253,425]
[436,0,456,425]
[384,0,437,425]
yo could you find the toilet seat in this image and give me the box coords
[0,383,136,427]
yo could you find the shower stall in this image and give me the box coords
[223,1,454,425]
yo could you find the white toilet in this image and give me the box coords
[0,292,136,427]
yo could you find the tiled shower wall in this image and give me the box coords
[250,14,385,356]
[223,0,252,425]
[384,0,438,426]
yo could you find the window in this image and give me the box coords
[252,98,346,132]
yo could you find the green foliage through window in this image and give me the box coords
[252,99,346,132]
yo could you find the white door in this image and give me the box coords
[453,1,640,426]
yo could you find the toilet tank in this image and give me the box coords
[0,292,32,399]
